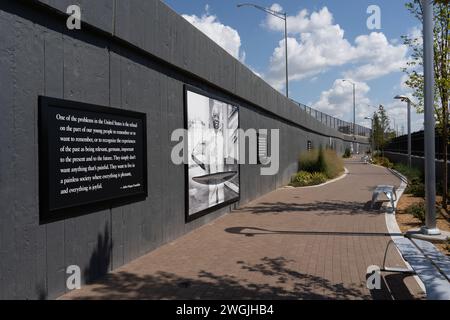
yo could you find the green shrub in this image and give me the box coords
[343,148,351,158]
[373,156,393,168]
[393,163,422,182]
[311,172,328,185]
[298,148,344,179]
[291,171,312,187]
[290,171,327,187]
[392,163,425,197]
[406,179,425,197]
[406,203,426,223]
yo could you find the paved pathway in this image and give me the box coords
[62,159,424,300]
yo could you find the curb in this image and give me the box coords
[287,167,349,189]
[381,167,426,294]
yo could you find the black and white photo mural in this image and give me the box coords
[184,86,240,221]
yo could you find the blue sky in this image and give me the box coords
[163,0,423,132]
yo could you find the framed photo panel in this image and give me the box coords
[184,85,240,221]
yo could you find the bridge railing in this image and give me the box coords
[291,100,372,138]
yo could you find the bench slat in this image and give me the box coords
[410,238,450,281]
[401,255,450,300]
[394,238,450,300]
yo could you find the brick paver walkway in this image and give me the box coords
[62,159,424,300]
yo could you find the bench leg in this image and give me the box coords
[384,191,396,212]
[381,240,415,274]
[371,192,379,209]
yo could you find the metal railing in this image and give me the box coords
[291,100,372,138]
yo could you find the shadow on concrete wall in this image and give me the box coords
[84,225,112,284]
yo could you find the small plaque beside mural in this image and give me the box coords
[184,86,240,221]
[38,96,147,222]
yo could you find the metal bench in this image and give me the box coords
[371,185,397,211]
[382,236,450,300]
[361,155,372,164]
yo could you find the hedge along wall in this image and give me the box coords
[0,0,369,299]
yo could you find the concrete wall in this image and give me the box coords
[0,0,369,299]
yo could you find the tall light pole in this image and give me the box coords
[422,0,439,235]
[237,3,289,98]
[365,116,375,154]
[394,95,413,168]
[342,79,356,136]
[342,79,356,153]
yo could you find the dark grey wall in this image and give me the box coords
[0,0,369,299]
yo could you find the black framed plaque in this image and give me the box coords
[38,96,147,223]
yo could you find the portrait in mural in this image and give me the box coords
[185,86,240,220]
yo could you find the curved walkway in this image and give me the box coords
[62,159,424,300]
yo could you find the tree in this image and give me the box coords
[372,105,394,151]
[402,0,449,210]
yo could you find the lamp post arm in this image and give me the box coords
[238,3,286,19]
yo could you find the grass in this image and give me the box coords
[291,148,344,187]
[298,148,344,179]
[393,163,422,181]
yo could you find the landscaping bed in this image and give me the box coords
[396,194,450,256]
[290,148,344,187]
[371,155,450,255]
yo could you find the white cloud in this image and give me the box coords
[263,4,409,90]
[182,10,245,61]
[343,32,409,81]
[312,75,424,132]
[407,25,423,46]
[265,6,356,89]
[312,80,372,122]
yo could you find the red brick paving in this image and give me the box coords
[61,159,424,300]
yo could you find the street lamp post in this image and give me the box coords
[342,80,356,153]
[342,80,356,135]
[422,0,439,235]
[237,3,289,98]
[394,95,413,168]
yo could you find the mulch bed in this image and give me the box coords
[396,194,450,256]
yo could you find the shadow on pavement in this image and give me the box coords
[366,272,419,300]
[67,256,371,300]
[224,226,403,238]
[240,200,385,216]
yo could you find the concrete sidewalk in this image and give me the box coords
[61,159,424,300]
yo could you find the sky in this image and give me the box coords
[163,0,424,133]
